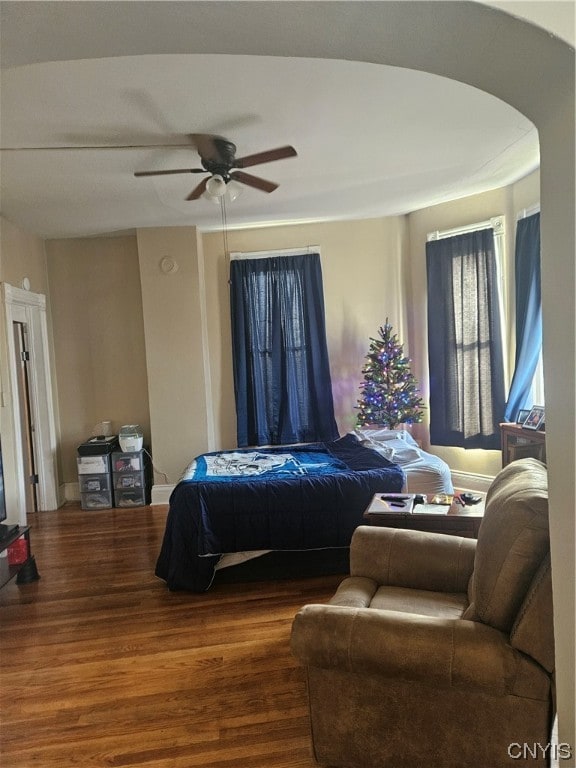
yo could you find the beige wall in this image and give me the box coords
[0,216,50,295]
[136,226,209,483]
[202,216,410,447]
[40,216,412,487]
[42,183,541,487]
[45,235,150,483]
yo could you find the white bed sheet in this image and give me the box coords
[352,428,454,496]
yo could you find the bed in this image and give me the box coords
[155,431,453,592]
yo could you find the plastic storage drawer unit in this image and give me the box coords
[111,450,151,507]
[77,455,113,510]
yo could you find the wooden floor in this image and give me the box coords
[0,503,343,767]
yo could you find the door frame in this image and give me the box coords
[12,319,39,514]
[1,283,58,521]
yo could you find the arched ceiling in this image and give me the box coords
[0,1,570,239]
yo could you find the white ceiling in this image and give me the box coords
[0,1,570,240]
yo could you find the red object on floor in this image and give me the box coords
[7,538,29,565]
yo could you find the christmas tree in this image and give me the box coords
[356,320,424,429]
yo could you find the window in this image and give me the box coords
[229,249,338,447]
[426,219,506,449]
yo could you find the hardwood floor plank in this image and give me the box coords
[0,503,342,767]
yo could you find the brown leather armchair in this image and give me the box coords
[291,458,555,768]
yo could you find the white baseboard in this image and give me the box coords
[450,470,494,493]
[57,483,68,508]
[151,484,174,505]
[64,481,80,501]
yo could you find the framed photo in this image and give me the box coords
[516,409,530,425]
[523,405,545,431]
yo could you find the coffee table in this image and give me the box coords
[363,488,486,538]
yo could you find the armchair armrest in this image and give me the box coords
[350,525,476,593]
[291,604,549,699]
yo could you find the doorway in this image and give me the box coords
[2,283,58,522]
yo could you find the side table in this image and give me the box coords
[363,489,486,538]
[500,422,546,467]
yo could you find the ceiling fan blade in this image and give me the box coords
[0,142,195,151]
[134,168,205,177]
[186,177,209,201]
[230,170,278,193]
[234,145,297,168]
[190,133,236,164]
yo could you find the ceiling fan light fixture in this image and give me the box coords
[205,174,227,198]
[226,180,243,202]
[202,189,222,205]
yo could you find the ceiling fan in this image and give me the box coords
[134,134,297,200]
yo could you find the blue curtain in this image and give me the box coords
[230,252,338,447]
[504,213,542,422]
[426,228,505,449]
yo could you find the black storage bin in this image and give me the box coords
[77,436,120,456]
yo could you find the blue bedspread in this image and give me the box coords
[155,434,404,591]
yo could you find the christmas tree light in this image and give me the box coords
[356,319,424,429]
